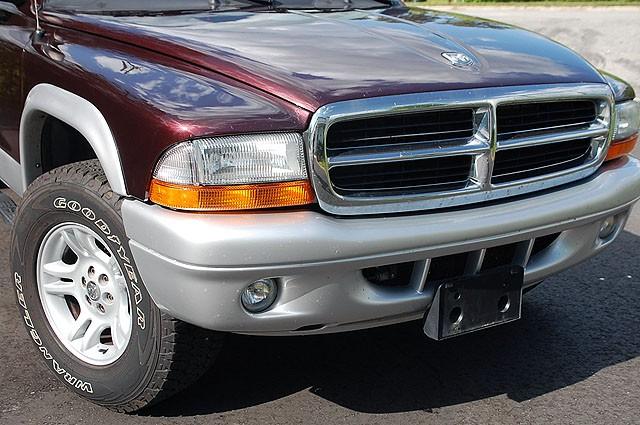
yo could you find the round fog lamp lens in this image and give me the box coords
[599,216,616,239]
[241,279,277,313]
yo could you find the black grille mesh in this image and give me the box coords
[330,156,472,195]
[497,100,596,140]
[326,109,474,154]
[492,138,592,184]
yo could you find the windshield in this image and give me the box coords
[44,0,396,14]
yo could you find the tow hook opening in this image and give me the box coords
[497,295,511,313]
[449,306,463,325]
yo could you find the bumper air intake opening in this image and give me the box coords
[362,262,416,287]
[481,242,521,272]
[427,252,470,282]
[531,232,562,257]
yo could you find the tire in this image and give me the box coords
[523,280,544,294]
[10,160,224,413]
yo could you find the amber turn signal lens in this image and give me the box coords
[149,179,315,211]
[605,134,638,162]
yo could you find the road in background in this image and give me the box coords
[1,7,640,425]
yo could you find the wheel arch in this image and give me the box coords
[19,84,128,196]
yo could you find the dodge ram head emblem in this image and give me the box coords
[442,52,475,68]
[86,281,101,301]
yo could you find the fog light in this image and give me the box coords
[599,216,617,239]
[241,279,277,313]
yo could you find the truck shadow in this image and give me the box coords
[144,230,640,417]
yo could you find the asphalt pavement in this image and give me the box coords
[1,6,640,425]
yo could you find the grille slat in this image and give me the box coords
[333,119,474,138]
[499,105,594,120]
[498,120,594,138]
[495,142,590,168]
[333,166,474,182]
[327,134,473,154]
[335,128,474,145]
[336,180,470,193]
[336,177,470,191]
[499,117,594,135]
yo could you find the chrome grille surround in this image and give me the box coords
[305,84,614,216]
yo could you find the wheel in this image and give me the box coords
[10,160,224,412]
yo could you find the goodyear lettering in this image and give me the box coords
[67,200,81,212]
[81,207,96,221]
[123,263,137,283]
[131,282,142,305]
[53,197,67,209]
[136,307,146,330]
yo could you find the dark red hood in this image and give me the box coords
[45,6,606,111]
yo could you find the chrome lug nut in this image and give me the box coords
[97,303,105,314]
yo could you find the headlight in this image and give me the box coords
[606,100,639,161]
[613,100,640,141]
[150,133,315,211]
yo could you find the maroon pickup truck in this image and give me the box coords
[1,0,640,413]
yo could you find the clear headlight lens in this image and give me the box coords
[150,133,315,211]
[606,100,639,162]
[153,133,308,185]
[613,100,640,141]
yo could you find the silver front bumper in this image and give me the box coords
[122,157,640,335]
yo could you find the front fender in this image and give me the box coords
[21,26,309,198]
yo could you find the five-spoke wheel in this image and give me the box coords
[37,223,132,365]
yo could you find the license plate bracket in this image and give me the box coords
[423,265,524,340]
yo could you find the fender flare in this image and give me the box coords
[19,84,128,196]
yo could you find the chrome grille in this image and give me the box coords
[307,84,613,215]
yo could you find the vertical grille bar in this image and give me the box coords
[464,249,487,275]
[514,239,536,268]
[412,259,431,293]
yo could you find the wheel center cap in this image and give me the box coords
[86,281,101,301]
